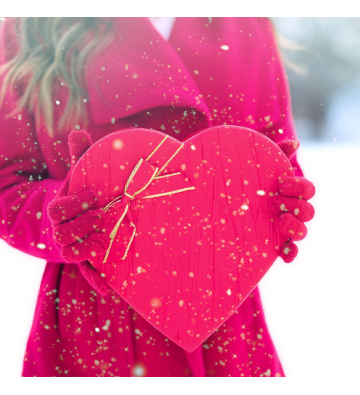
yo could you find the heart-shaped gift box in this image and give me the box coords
[69,125,293,352]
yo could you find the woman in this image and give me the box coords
[0,17,314,377]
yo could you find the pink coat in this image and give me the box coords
[0,17,301,377]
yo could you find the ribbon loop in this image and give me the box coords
[102,136,195,263]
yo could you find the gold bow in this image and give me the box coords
[102,135,195,263]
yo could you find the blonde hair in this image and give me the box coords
[0,17,115,137]
[269,19,307,76]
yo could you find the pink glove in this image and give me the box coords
[274,140,315,263]
[47,130,110,295]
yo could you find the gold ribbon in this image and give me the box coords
[102,136,195,263]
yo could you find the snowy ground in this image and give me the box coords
[1,142,359,377]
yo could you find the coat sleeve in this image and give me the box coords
[256,18,303,177]
[0,19,65,262]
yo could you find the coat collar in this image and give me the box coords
[86,17,212,127]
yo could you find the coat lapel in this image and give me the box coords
[86,17,212,127]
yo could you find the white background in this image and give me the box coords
[1,142,359,377]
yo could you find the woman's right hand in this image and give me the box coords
[48,190,109,263]
[47,130,111,295]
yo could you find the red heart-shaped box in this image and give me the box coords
[69,126,294,352]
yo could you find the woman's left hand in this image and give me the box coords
[274,140,316,263]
